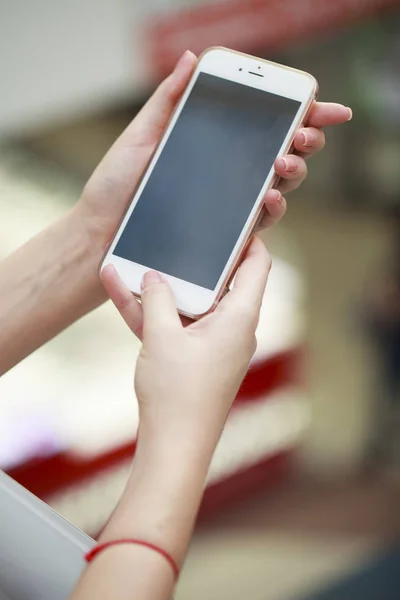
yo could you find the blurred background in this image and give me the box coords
[1,1,400,599]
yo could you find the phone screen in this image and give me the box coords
[114,73,301,290]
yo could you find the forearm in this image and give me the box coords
[71,424,217,600]
[0,207,106,374]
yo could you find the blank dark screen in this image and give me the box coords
[114,73,300,290]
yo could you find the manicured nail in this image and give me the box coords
[346,107,353,121]
[299,131,315,148]
[276,157,287,171]
[269,189,280,202]
[141,271,163,290]
[268,189,284,206]
[279,157,298,173]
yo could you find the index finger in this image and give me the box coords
[217,237,271,317]
[306,102,352,128]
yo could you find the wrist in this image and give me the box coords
[136,411,224,474]
[66,205,107,306]
[103,423,213,562]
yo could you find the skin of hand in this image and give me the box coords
[70,237,271,600]
[77,50,351,253]
[102,236,271,446]
[59,52,351,600]
[80,49,351,337]
[0,50,352,375]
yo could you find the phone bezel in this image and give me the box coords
[100,47,318,318]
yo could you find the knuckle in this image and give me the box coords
[236,302,258,329]
[115,296,132,312]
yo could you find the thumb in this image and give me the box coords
[217,236,271,326]
[141,271,181,336]
[128,50,197,146]
[82,51,197,214]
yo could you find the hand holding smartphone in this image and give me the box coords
[101,47,318,318]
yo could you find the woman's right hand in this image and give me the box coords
[71,238,269,600]
[102,236,271,454]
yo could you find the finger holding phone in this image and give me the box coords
[70,47,352,600]
[72,237,270,600]
[98,47,351,322]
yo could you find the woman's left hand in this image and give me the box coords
[78,51,351,249]
[259,101,351,229]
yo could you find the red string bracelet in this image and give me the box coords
[84,539,180,579]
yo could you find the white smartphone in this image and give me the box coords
[100,47,318,318]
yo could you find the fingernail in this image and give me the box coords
[141,271,163,290]
[269,189,280,202]
[269,189,284,206]
[346,107,353,121]
[279,157,298,173]
[276,157,287,171]
[299,131,315,148]
[100,264,115,280]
